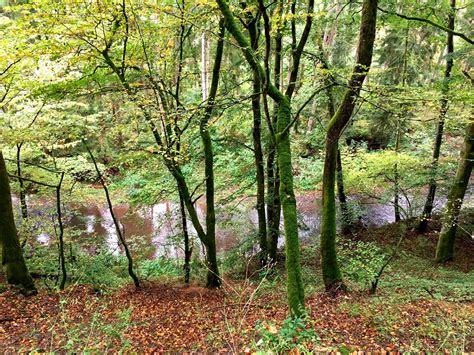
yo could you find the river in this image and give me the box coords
[12,189,472,259]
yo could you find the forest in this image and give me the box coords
[0,0,473,352]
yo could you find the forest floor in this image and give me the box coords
[1,216,473,353]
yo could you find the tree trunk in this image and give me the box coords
[419,0,455,232]
[266,10,283,263]
[201,32,208,101]
[394,118,402,222]
[85,144,139,288]
[216,0,311,314]
[179,190,192,284]
[321,131,342,288]
[199,19,225,288]
[16,143,28,219]
[322,60,351,231]
[248,16,268,263]
[275,97,305,314]
[97,10,221,288]
[56,173,67,290]
[320,0,378,291]
[435,100,473,262]
[0,151,36,294]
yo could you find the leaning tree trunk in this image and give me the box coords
[84,143,140,288]
[96,7,221,288]
[418,0,455,233]
[0,151,36,294]
[435,111,474,262]
[320,0,378,291]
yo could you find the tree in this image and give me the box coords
[0,150,36,294]
[418,0,455,233]
[435,73,473,263]
[216,0,314,315]
[243,6,268,263]
[25,1,226,287]
[319,0,378,291]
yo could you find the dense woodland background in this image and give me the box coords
[0,0,473,352]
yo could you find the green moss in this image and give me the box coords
[276,97,305,315]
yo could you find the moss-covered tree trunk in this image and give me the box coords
[0,151,36,294]
[435,116,473,263]
[320,0,378,291]
[275,97,305,313]
[419,0,455,233]
[247,14,268,262]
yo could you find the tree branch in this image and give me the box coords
[378,7,474,44]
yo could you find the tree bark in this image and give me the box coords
[320,0,378,291]
[418,0,455,232]
[0,151,36,294]
[56,172,67,290]
[394,118,402,222]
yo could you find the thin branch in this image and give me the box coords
[378,7,474,44]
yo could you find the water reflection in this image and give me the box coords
[12,189,472,260]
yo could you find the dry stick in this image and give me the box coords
[83,140,140,288]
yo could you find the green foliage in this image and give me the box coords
[26,245,128,290]
[138,258,182,280]
[296,157,324,190]
[255,314,319,353]
[337,239,389,290]
[56,155,106,183]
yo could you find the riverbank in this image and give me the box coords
[1,215,472,352]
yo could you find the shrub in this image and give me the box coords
[255,314,319,352]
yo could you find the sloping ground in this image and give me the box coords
[352,210,474,272]
[0,279,472,352]
[1,213,473,352]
